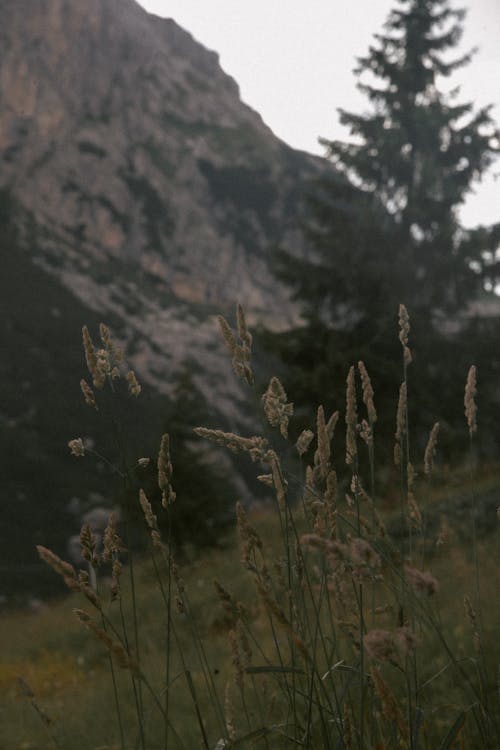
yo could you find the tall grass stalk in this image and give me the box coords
[34,307,500,749]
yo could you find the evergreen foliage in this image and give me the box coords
[279,0,499,323]
[272,0,500,456]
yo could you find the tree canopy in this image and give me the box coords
[278,0,499,329]
[272,0,500,459]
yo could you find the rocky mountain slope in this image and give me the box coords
[1,0,336,404]
[1,0,325,312]
[0,0,333,599]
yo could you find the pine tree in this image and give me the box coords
[272,0,500,456]
[278,0,498,328]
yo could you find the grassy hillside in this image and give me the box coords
[1,305,500,749]
[1,496,499,749]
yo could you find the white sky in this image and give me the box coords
[137,0,499,228]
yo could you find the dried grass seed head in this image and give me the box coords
[139,489,158,531]
[80,378,97,409]
[395,381,407,443]
[358,360,377,424]
[436,514,449,547]
[80,579,102,610]
[348,536,381,571]
[395,627,419,657]
[236,303,252,349]
[364,627,418,664]
[82,326,98,382]
[111,559,122,601]
[257,473,274,487]
[358,419,373,447]
[194,427,268,462]
[68,438,85,457]
[394,442,401,466]
[463,595,477,626]
[158,433,176,507]
[394,381,407,466]
[236,501,263,567]
[398,304,412,365]
[269,450,287,511]
[236,618,252,667]
[103,512,123,562]
[363,629,398,662]
[214,579,240,621]
[407,461,416,490]
[126,369,141,397]
[228,629,244,689]
[326,410,339,441]
[342,704,353,750]
[296,428,314,456]
[37,545,77,581]
[324,468,338,527]
[405,565,439,596]
[256,580,289,628]
[82,323,124,386]
[300,533,346,561]
[262,376,293,438]
[80,523,98,565]
[464,365,477,436]
[95,348,111,384]
[218,307,254,386]
[345,366,358,466]
[371,666,409,739]
[314,405,331,481]
[218,314,237,355]
[74,608,140,676]
[424,422,440,475]
[407,491,422,529]
[99,323,114,354]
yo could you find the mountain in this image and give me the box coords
[1,0,325,312]
[0,0,333,600]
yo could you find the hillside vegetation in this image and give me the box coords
[1,308,499,749]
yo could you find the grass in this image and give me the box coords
[1,306,499,749]
[1,508,499,749]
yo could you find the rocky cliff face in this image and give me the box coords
[0,0,333,597]
[1,0,325,314]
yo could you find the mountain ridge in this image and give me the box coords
[0,0,335,599]
[1,0,329,313]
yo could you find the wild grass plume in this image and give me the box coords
[22,304,500,749]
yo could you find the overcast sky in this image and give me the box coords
[137,0,499,228]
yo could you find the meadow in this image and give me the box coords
[1,306,499,750]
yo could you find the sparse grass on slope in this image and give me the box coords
[1,304,499,749]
